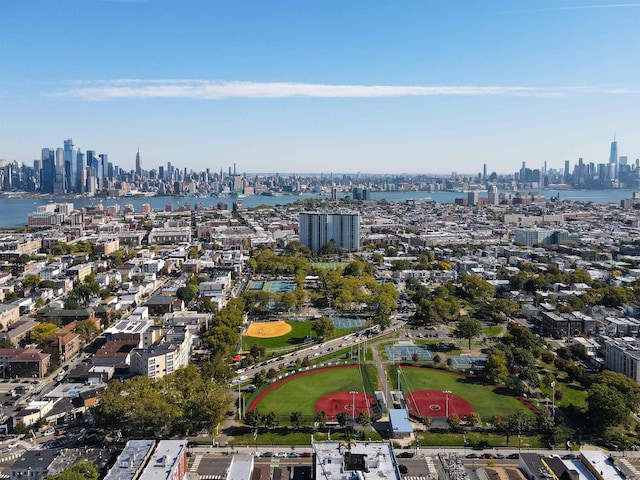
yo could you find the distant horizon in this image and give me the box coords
[1,1,639,172]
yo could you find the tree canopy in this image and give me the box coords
[453,317,483,349]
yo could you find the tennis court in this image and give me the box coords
[267,281,296,293]
[385,344,433,361]
[332,317,367,329]
[448,355,487,370]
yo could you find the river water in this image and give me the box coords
[0,189,636,228]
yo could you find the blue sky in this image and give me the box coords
[1,0,639,175]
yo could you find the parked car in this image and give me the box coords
[481,453,493,459]
[466,453,480,459]
[398,465,408,474]
[396,452,414,458]
[494,453,505,459]
[300,452,312,458]
[507,453,520,459]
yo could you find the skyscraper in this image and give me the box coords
[63,139,75,193]
[41,148,55,193]
[299,211,360,252]
[609,135,618,179]
[135,147,142,177]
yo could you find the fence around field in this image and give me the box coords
[447,355,487,370]
[245,363,384,425]
[331,317,368,329]
[385,344,434,361]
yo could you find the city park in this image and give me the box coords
[219,252,584,448]
[236,294,542,448]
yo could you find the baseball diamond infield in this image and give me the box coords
[315,391,376,421]
[245,320,292,338]
[405,390,474,419]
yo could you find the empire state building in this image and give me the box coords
[135,148,142,177]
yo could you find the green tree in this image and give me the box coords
[468,412,482,427]
[194,296,217,313]
[447,413,461,430]
[536,408,555,434]
[453,317,483,349]
[337,412,350,428]
[21,274,42,289]
[48,461,99,480]
[506,410,529,436]
[177,284,199,303]
[64,297,79,310]
[75,319,100,345]
[265,411,280,429]
[315,410,327,428]
[290,411,304,429]
[281,292,297,312]
[30,322,58,344]
[356,411,372,429]
[484,349,508,384]
[458,274,494,302]
[245,409,264,428]
[38,279,57,289]
[587,383,629,431]
[311,317,336,340]
[490,413,503,431]
[201,354,234,385]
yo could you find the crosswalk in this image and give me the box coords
[199,476,223,480]
[190,454,203,472]
[403,476,429,480]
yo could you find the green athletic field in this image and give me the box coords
[242,321,358,351]
[243,321,314,351]
[392,366,536,420]
[248,367,370,422]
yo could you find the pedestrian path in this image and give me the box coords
[190,454,203,472]
[425,454,437,475]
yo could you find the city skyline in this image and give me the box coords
[1,0,639,173]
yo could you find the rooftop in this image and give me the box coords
[312,439,400,480]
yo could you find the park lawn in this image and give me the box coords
[539,379,587,410]
[558,383,588,409]
[482,326,502,338]
[228,428,383,446]
[311,262,349,270]
[391,366,535,420]
[418,431,543,448]
[249,367,368,422]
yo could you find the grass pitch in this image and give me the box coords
[248,366,367,421]
[392,366,535,420]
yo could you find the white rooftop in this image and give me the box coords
[312,439,400,480]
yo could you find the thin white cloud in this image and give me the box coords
[523,3,640,11]
[49,80,640,101]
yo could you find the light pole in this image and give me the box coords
[350,391,358,425]
[550,381,556,420]
[443,390,452,418]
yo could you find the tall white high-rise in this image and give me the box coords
[609,135,618,179]
[299,211,360,252]
[135,147,142,177]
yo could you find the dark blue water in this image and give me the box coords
[0,189,636,228]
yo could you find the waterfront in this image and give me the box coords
[0,188,637,228]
